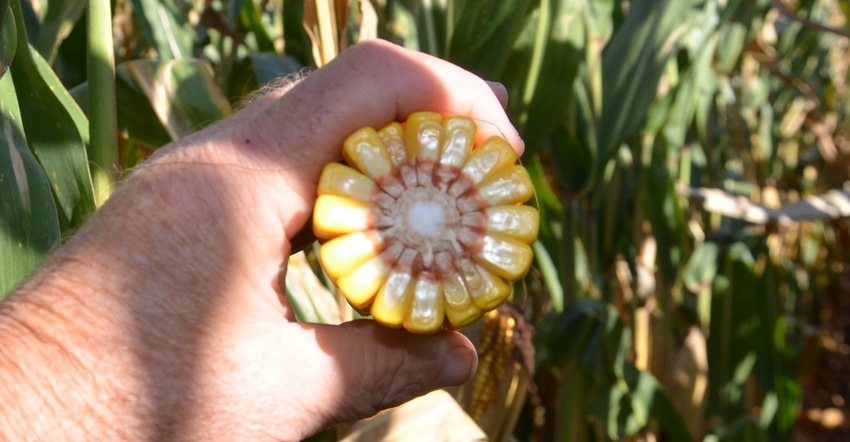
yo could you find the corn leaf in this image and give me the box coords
[504,0,583,155]
[124,59,232,140]
[598,0,704,162]
[542,298,693,439]
[644,141,686,289]
[282,0,316,67]
[1,1,12,76]
[661,5,721,150]
[590,362,694,441]
[130,0,195,60]
[707,243,760,422]
[532,240,563,313]
[226,52,302,101]
[753,260,802,439]
[446,0,533,79]
[0,69,61,297]
[682,241,719,295]
[70,66,173,169]
[242,0,276,53]
[382,1,419,51]
[32,0,84,64]
[9,0,94,231]
[111,67,172,153]
[549,77,598,196]
[31,45,89,145]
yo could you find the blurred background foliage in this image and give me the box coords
[2,0,850,440]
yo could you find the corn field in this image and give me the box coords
[2,0,850,441]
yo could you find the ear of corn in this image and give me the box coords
[313,112,539,333]
[456,306,534,442]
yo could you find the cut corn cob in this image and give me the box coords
[313,112,539,333]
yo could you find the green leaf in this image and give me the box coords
[32,0,85,64]
[248,52,302,86]
[549,76,598,196]
[532,240,564,313]
[32,45,89,145]
[9,0,94,230]
[446,0,534,79]
[643,140,686,289]
[540,297,608,366]
[282,0,316,67]
[384,1,419,51]
[1,2,14,78]
[124,59,232,140]
[683,241,719,294]
[0,69,60,297]
[753,260,802,439]
[241,0,276,53]
[590,363,694,441]
[70,64,174,170]
[227,52,302,103]
[131,0,195,60]
[504,0,583,154]
[707,242,760,422]
[543,298,693,440]
[110,66,172,158]
[598,0,704,162]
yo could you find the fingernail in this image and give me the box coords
[485,80,507,94]
[439,346,476,386]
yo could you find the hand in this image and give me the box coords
[0,40,523,441]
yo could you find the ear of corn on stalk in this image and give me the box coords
[313,112,538,333]
[455,305,535,441]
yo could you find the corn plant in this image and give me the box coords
[3,0,850,441]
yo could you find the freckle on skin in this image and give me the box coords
[244,138,252,145]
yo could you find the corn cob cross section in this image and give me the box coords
[313,112,539,334]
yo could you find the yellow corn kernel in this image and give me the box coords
[457,165,534,211]
[377,122,409,167]
[443,273,482,329]
[342,127,393,180]
[318,231,382,281]
[317,162,377,202]
[313,113,537,333]
[449,137,517,197]
[470,234,534,281]
[467,309,517,424]
[479,205,540,244]
[404,111,444,164]
[371,260,416,327]
[313,194,375,238]
[468,265,513,311]
[404,275,446,333]
[435,116,476,189]
[337,254,394,310]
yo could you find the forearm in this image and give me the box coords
[0,162,260,440]
[0,261,146,440]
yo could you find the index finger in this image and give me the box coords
[265,39,524,169]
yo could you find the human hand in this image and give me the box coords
[0,40,523,441]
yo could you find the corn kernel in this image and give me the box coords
[313,112,538,333]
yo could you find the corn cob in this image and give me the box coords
[468,309,516,421]
[313,112,538,333]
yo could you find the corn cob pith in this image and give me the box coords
[313,112,538,333]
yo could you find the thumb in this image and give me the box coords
[297,320,477,425]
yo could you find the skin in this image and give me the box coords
[0,40,523,441]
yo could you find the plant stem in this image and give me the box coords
[87,0,118,207]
